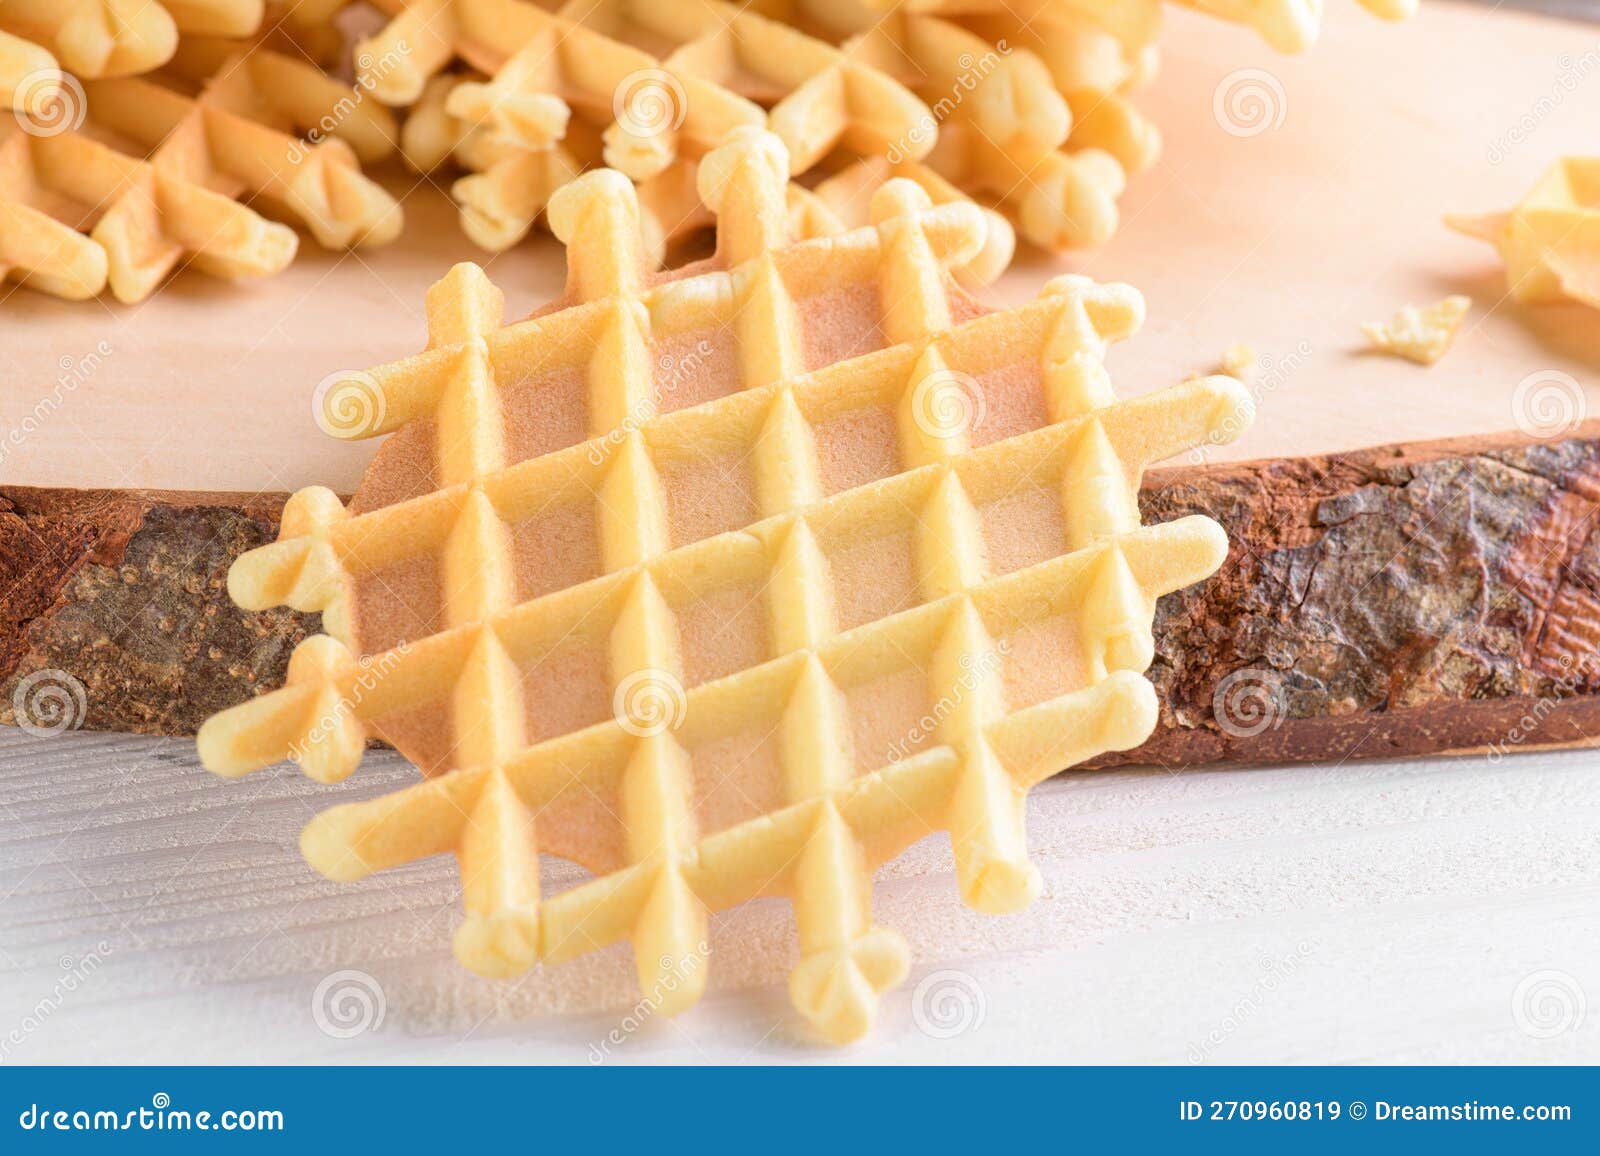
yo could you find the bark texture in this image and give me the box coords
[4,425,1599,767]
[0,489,318,736]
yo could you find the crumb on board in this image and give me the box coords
[1361,295,1471,366]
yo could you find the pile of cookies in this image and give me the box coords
[1,0,1413,302]
[0,3,400,301]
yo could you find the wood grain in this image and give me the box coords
[2,729,1596,1062]
[5,424,1599,768]
[2,0,1596,494]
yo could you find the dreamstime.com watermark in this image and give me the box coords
[1212,667,1287,739]
[1188,340,1310,465]
[1486,41,1600,164]
[588,942,710,1062]
[1189,939,1318,1063]
[287,41,413,162]
[17,1093,283,1133]
[288,648,409,764]
[1485,651,1595,762]
[886,43,1010,165]
[9,669,88,738]
[0,342,113,468]
[311,969,387,1039]
[884,643,1009,765]
[912,969,987,1039]
[587,340,714,466]
[1511,969,1587,1039]
[0,943,112,1063]
[1213,68,1287,138]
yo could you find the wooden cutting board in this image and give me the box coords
[1,0,1595,495]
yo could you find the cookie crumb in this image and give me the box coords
[1361,295,1471,366]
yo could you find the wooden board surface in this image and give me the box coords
[2,0,1597,494]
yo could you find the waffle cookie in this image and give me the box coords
[1,1,256,99]
[1,32,400,302]
[1174,0,1416,53]
[754,0,1155,254]
[198,130,1252,1042]
[400,72,887,271]
[308,0,1036,279]
[1448,158,1600,312]
[872,0,1416,54]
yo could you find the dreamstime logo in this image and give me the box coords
[585,340,712,466]
[910,369,986,440]
[1486,650,1594,762]
[612,69,686,139]
[313,370,387,437]
[588,940,710,1063]
[311,969,386,1039]
[1212,668,1285,739]
[287,39,412,162]
[11,669,87,738]
[1486,42,1599,164]
[0,341,112,468]
[885,643,1009,765]
[1213,68,1287,138]
[1511,370,1586,441]
[0,941,111,1062]
[1189,940,1318,1063]
[613,668,687,738]
[1511,969,1586,1039]
[911,970,987,1039]
[885,42,1009,164]
[12,70,86,137]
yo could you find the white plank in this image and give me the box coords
[2,729,1597,1063]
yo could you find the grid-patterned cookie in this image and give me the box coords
[384,0,1414,262]
[400,74,857,263]
[197,129,1252,1042]
[210,127,994,681]
[759,0,1157,253]
[320,0,1026,281]
[198,287,1248,1039]
[360,0,919,176]
[0,33,400,302]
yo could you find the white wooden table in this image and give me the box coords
[2,729,1596,1063]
